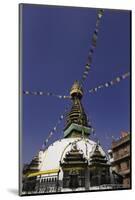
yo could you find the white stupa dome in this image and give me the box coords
[36,138,106,176]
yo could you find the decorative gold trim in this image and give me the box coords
[62,167,84,171]
[27,169,59,177]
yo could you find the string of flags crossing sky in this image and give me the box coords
[88,72,130,95]
[23,8,130,150]
[23,71,130,99]
[23,90,70,99]
[80,9,104,83]
[41,106,69,149]
[23,9,105,98]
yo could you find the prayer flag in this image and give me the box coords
[84,71,89,75]
[116,77,121,82]
[98,9,104,18]
[39,91,43,95]
[53,127,57,131]
[25,91,29,95]
[85,64,90,70]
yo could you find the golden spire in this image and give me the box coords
[70,80,83,99]
[64,81,90,137]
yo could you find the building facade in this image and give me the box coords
[109,132,131,188]
[22,81,123,194]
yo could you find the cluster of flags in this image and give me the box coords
[81,9,104,83]
[89,72,130,94]
[91,131,129,149]
[106,132,129,142]
[23,90,70,100]
[41,107,69,149]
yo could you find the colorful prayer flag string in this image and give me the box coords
[41,106,69,149]
[23,90,70,100]
[88,72,130,94]
[81,9,104,83]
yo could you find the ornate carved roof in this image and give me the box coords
[61,142,87,166]
[90,144,108,165]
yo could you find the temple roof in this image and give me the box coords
[90,144,108,165]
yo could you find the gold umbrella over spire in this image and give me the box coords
[70,80,83,99]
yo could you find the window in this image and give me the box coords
[114,151,119,159]
[117,163,121,172]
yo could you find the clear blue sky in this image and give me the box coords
[21,4,131,164]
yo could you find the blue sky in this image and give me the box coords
[21,4,131,163]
